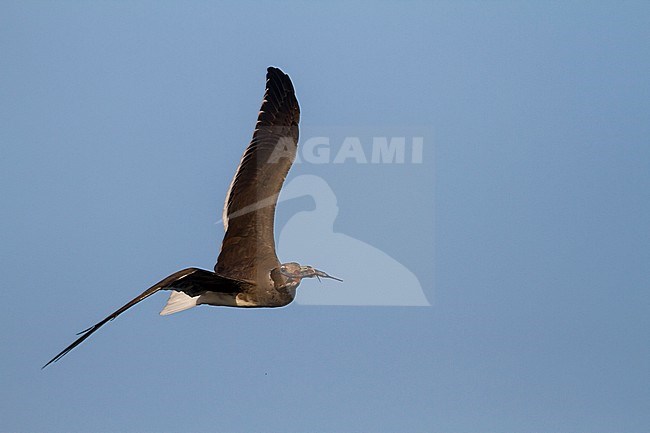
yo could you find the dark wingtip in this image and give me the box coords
[42,321,107,369]
[256,66,298,128]
[42,270,191,370]
[42,348,66,369]
[266,67,293,90]
[42,327,91,369]
[267,66,284,74]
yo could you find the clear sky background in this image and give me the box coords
[1,1,649,432]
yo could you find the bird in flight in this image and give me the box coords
[43,67,341,368]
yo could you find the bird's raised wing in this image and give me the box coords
[216,67,300,282]
[43,268,245,368]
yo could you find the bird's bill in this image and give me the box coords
[299,266,343,282]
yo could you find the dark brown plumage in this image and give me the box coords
[43,67,340,369]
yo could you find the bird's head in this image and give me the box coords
[271,262,342,287]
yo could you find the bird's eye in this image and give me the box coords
[280,266,286,271]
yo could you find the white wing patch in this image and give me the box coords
[160,291,199,316]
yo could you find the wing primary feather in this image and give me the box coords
[221,67,298,234]
[216,67,299,280]
[42,268,198,369]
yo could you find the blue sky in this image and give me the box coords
[1,1,649,432]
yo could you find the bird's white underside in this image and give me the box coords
[160,290,258,315]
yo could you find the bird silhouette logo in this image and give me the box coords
[278,175,430,306]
